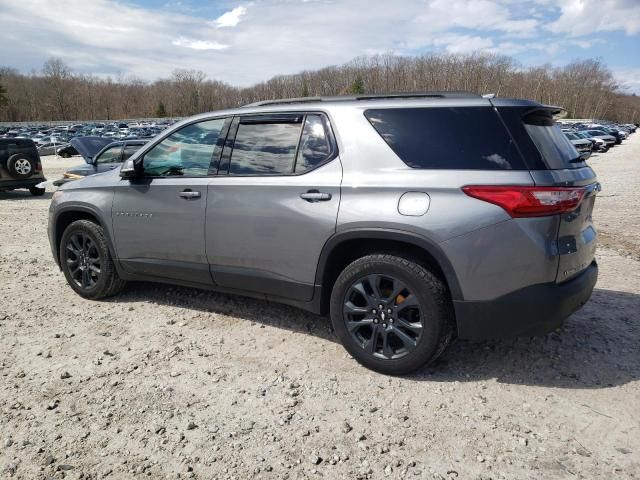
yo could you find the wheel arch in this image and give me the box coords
[53,206,116,266]
[314,229,463,315]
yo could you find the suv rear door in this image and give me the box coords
[495,102,598,283]
[205,112,341,302]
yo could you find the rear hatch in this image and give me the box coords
[495,102,598,283]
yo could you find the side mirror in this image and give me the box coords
[120,158,141,179]
[85,156,94,165]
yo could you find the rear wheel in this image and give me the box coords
[59,220,126,299]
[29,186,46,196]
[330,254,454,375]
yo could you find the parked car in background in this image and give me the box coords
[0,138,46,196]
[53,137,147,186]
[56,144,79,158]
[563,132,592,159]
[574,131,608,152]
[48,93,599,374]
[584,130,616,147]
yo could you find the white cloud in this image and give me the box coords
[548,0,640,36]
[612,68,640,94]
[0,0,637,89]
[214,6,247,28]
[434,35,495,54]
[172,37,229,50]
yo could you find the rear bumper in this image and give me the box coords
[0,177,47,190]
[454,262,598,340]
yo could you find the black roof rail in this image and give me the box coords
[243,91,480,107]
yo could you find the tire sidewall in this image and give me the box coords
[330,255,448,374]
[59,221,111,299]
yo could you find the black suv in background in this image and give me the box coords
[0,138,46,196]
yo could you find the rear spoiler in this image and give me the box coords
[523,105,568,120]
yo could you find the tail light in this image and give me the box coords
[462,185,586,218]
[35,162,43,172]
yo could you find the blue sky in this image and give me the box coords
[1,0,639,92]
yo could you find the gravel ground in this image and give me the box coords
[1,138,639,480]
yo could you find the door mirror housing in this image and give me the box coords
[120,158,142,179]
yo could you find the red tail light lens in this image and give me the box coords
[462,186,586,218]
[36,162,43,172]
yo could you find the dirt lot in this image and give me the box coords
[1,137,639,480]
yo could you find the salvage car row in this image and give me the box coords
[0,120,176,159]
[560,121,636,159]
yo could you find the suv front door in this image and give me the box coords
[112,118,229,286]
[206,113,342,301]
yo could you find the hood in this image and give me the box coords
[70,136,113,162]
[59,165,120,191]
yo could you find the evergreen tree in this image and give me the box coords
[0,82,8,108]
[348,76,365,94]
[155,101,167,117]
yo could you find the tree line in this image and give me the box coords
[0,53,638,123]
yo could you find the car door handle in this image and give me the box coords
[300,190,332,202]
[179,190,201,199]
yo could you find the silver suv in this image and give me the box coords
[48,93,599,374]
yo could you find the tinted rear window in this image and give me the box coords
[364,107,526,170]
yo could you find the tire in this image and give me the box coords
[29,186,46,196]
[60,152,71,158]
[7,154,35,179]
[59,220,126,300]
[330,254,454,375]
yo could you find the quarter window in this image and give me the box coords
[143,118,226,177]
[295,114,333,173]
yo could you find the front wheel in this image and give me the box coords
[330,254,454,375]
[59,220,126,299]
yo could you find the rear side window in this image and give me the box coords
[497,107,583,170]
[521,112,581,169]
[364,107,525,170]
[230,121,301,175]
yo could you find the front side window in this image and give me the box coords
[143,118,226,177]
[96,145,122,164]
[229,121,301,175]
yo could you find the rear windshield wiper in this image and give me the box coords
[568,156,585,164]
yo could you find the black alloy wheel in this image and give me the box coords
[64,232,102,290]
[343,273,423,360]
[330,254,454,375]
